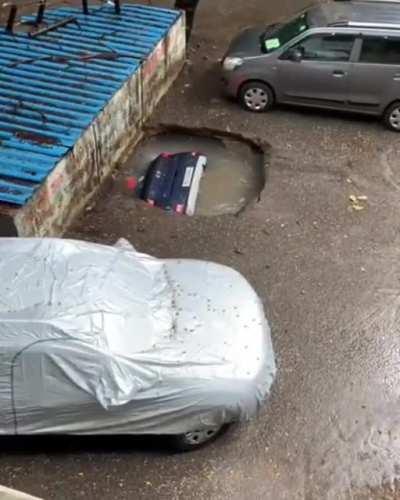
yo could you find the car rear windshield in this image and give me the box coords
[262,13,308,53]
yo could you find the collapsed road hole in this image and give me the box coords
[124,126,267,216]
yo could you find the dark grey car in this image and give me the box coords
[221,0,400,131]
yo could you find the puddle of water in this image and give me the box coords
[123,133,264,216]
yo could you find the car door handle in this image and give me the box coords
[394,73,400,81]
[332,70,346,78]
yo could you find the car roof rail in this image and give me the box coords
[328,20,400,29]
[328,21,350,26]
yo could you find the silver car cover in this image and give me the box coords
[0,238,276,435]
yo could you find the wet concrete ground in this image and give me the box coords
[1,0,400,499]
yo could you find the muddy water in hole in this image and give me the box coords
[125,133,265,216]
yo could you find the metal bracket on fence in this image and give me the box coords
[35,0,46,24]
[3,0,123,35]
[82,0,88,15]
[6,4,17,33]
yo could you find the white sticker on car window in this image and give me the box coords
[265,38,281,51]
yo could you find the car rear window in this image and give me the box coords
[360,37,400,65]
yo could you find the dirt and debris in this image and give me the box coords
[14,130,59,145]
[8,51,126,68]
[9,101,47,123]
[349,194,368,211]
[0,214,17,236]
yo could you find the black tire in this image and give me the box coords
[169,424,228,452]
[383,101,400,132]
[239,81,274,113]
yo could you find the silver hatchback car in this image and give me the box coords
[221,0,400,131]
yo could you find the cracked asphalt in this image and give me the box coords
[1,0,400,498]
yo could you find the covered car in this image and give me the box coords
[0,238,276,450]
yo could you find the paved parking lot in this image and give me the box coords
[1,0,400,498]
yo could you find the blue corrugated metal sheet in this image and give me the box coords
[0,3,180,205]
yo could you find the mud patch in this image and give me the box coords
[0,214,17,237]
[123,125,267,216]
[14,130,59,146]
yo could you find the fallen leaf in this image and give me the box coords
[349,193,368,211]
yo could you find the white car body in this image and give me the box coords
[0,238,276,436]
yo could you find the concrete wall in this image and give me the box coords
[9,13,185,237]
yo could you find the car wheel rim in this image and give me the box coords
[184,428,219,445]
[244,88,268,111]
[389,107,400,130]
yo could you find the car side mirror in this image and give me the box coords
[285,48,303,62]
